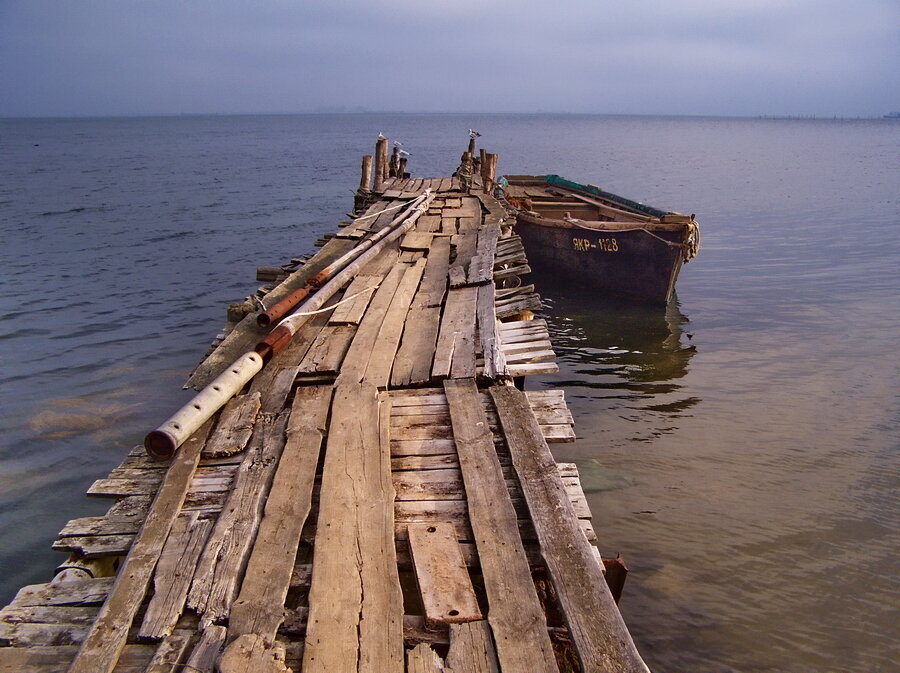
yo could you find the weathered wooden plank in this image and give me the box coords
[182,624,226,673]
[501,339,554,356]
[0,620,93,647]
[495,294,543,320]
[432,287,478,380]
[144,630,195,673]
[302,385,402,673]
[477,282,507,379]
[491,385,650,673]
[186,365,295,626]
[391,454,458,471]
[443,379,559,673]
[335,264,406,385]
[408,522,482,628]
[504,348,556,364]
[506,362,560,376]
[225,385,332,643]
[65,418,213,673]
[390,236,451,387]
[0,605,98,627]
[446,621,500,673]
[498,318,547,332]
[365,258,427,388]
[202,392,261,458]
[390,438,457,456]
[0,644,155,673]
[139,512,213,640]
[447,264,467,289]
[406,643,444,673]
[416,214,442,233]
[467,223,500,285]
[390,305,440,388]
[9,578,113,609]
[218,633,290,673]
[296,324,355,375]
[328,274,381,325]
[400,231,434,252]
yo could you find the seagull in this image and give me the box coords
[393,140,403,147]
[398,149,410,157]
[468,129,481,138]
[377,132,386,140]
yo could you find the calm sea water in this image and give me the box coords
[1,114,897,672]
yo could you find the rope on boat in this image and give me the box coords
[567,217,701,263]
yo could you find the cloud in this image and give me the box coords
[1,0,897,116]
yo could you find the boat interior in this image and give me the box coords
[503,175,694,227]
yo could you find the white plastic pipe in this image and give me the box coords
[144,351,264,459]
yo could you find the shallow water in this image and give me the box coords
[1,114,897,671]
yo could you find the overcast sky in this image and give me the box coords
[2,0,898,118]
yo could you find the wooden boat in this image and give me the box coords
[502,175,700,305]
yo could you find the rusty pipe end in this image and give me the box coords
[256,312,273,328]
[254,324,293,364]
[144,429,177,461]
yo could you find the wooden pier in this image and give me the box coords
[0,139,649,673]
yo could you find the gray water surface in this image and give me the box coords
[1,114,897,672]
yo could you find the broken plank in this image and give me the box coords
[186,410,291,625]
[139,511,214,640]
[446,621,500,673]
[202,392,261,458]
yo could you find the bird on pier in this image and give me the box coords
[468,129,481,139]
[377,132,386,140]
[393,140,403,147]
[398,149,410,157]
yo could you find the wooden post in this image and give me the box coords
[380,138,390,186]
[374,137,387,191]
[360,155,373,191]
[484,153,498,193]
[398,156,408,179]
[467,135,476,154]
[389,146,400,177]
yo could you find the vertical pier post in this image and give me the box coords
[398,156,408,179]
[355,155,373,211]
[373,137,387,191]
[359,155,373,191]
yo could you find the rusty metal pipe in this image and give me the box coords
[256,271,326,327]
[257,191,432,328]
[144,190,435,460]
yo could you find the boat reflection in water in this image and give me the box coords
[526,273,699,493]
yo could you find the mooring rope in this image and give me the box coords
[275,280,382,325]
[351,197,418,223]
[566,217,701,263]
